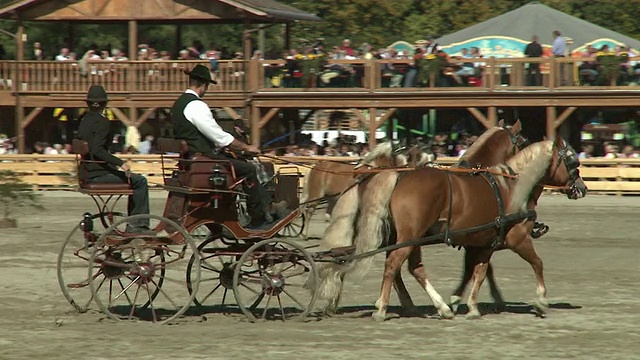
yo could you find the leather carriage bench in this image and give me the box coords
[72,139,133,195]
[156,138,237,190]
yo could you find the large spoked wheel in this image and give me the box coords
[88,214,200,324]
[187,236,247,313]
[276,212,305,238]
[232,238,318,322]
[57,212,125,313]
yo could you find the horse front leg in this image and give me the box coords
[299,202,317,240]
[509,226,548,316]
[465,248,494,319]
[408,246,454,319]
[389,250,417,314]
[450,248,475,314]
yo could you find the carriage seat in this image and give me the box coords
[156,138,238,190]
[72,139,133,195]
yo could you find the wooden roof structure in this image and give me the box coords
[0,0,321,23]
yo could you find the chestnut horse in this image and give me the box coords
[299,141,435,240]
[315,120,527,314]
[343,137,586,321]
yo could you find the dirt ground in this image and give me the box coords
[0,192,638,360]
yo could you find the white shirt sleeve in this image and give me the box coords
[183,99,235,148]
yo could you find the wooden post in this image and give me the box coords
[546,106,556,140]
[16,22,25,153]
[128,20,138,62]
[368,107,377,149]
[488,106,497,127]
[251,104,260,146]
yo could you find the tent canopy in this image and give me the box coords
[435,2,640,57]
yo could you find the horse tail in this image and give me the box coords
[312,185,360,300]
[348,171,399,279]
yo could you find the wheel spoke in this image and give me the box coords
[144,279,158,323]
[277,294,286,321]
[261,293,273,320]
[150,277,179,309]
[116,278,135,306]
[129,283,142,319]
[199,283,222,304]
[282,288,305,309]
[114,276,139,301]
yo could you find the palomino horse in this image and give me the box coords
[318,138,587,320]
[343,137,586,321]
[315,121,527,314]
[299,141,435,240]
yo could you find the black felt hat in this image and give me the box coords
[184,64,218,84]
[85,84,109,102]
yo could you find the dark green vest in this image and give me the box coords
[171,92,215,154]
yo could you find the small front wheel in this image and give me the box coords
[232,238,318,322]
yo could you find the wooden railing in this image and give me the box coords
[1,56,639,95]
[2,154,639,195]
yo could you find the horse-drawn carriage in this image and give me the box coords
[57,138,318,323]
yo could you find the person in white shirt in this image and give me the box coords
[170,65,287,229]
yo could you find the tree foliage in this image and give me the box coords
[0,0,638,58]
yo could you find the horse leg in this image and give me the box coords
[300,201,317,240]
[407,246,454,319]
[390,250,417,315]
[450,248,475,314]
[511,234,548,315]
[373,247,412,322]
[464,248,493,319]
[324,273,345,316]
[325,196,337,222]
[485,262,506,313]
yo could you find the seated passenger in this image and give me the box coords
[77,85,154,235]
[171,64,288,230]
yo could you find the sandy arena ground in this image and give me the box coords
[0,192,638,360]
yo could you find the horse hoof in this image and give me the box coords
[372,312,387,322]
[449,295,462,314]
[438,306,455,319]
[466,310,482,320]
[533,298,549,315]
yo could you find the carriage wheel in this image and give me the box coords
[186,236,246,312]
[232,238,318,322]
[276,213,305,238]
[88,214,200,324]
[57,212,125,313]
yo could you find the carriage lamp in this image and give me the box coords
[209,165,228,189]
[79,212,93,232]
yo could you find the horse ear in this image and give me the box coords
[512,119,522,133]
[497,119,505,127]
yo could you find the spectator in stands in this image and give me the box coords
[620,144,639,158]
[32,42,45,61]
[138,135,154,154]
[55,47,72,61]
[603,142,621,158]
[524,35,543,86]
[578,144,594,159]
[77,84,154,235]
[340,39,355,57]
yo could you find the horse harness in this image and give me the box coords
[441,168,537,250]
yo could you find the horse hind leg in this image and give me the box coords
[373,246,413,322]
[486,262,506,313]
[300,202,317,240]
[407,246,454,319]
[392,256,417,316]
[450,248,476,314]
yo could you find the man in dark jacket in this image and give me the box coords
[171,64,287,230]
[524,35,543,86]
[77,85,153,234]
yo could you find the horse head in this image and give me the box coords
[546,137,588,200]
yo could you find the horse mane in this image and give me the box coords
[502,140,554,212]
[458,127,502,164]
[361,142,406,166]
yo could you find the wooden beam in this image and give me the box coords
[136,107,157,126]
[110,107,132,127]
[488,106,497,127]
[368,107,377,148]
[21,107,44,130]
[554,106,577,128]
[546,106,556,140]
[375,108,397,128]
[251,104,260,146]
[467,107,491,129]
[257,107,280,128]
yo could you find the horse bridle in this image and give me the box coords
[548,137,581,192]
[502,125,530,155]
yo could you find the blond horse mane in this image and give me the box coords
[500,140,554,212]
[458,127,502,163]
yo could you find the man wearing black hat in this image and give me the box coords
[77,84,154,234]
[171,64,287,230]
